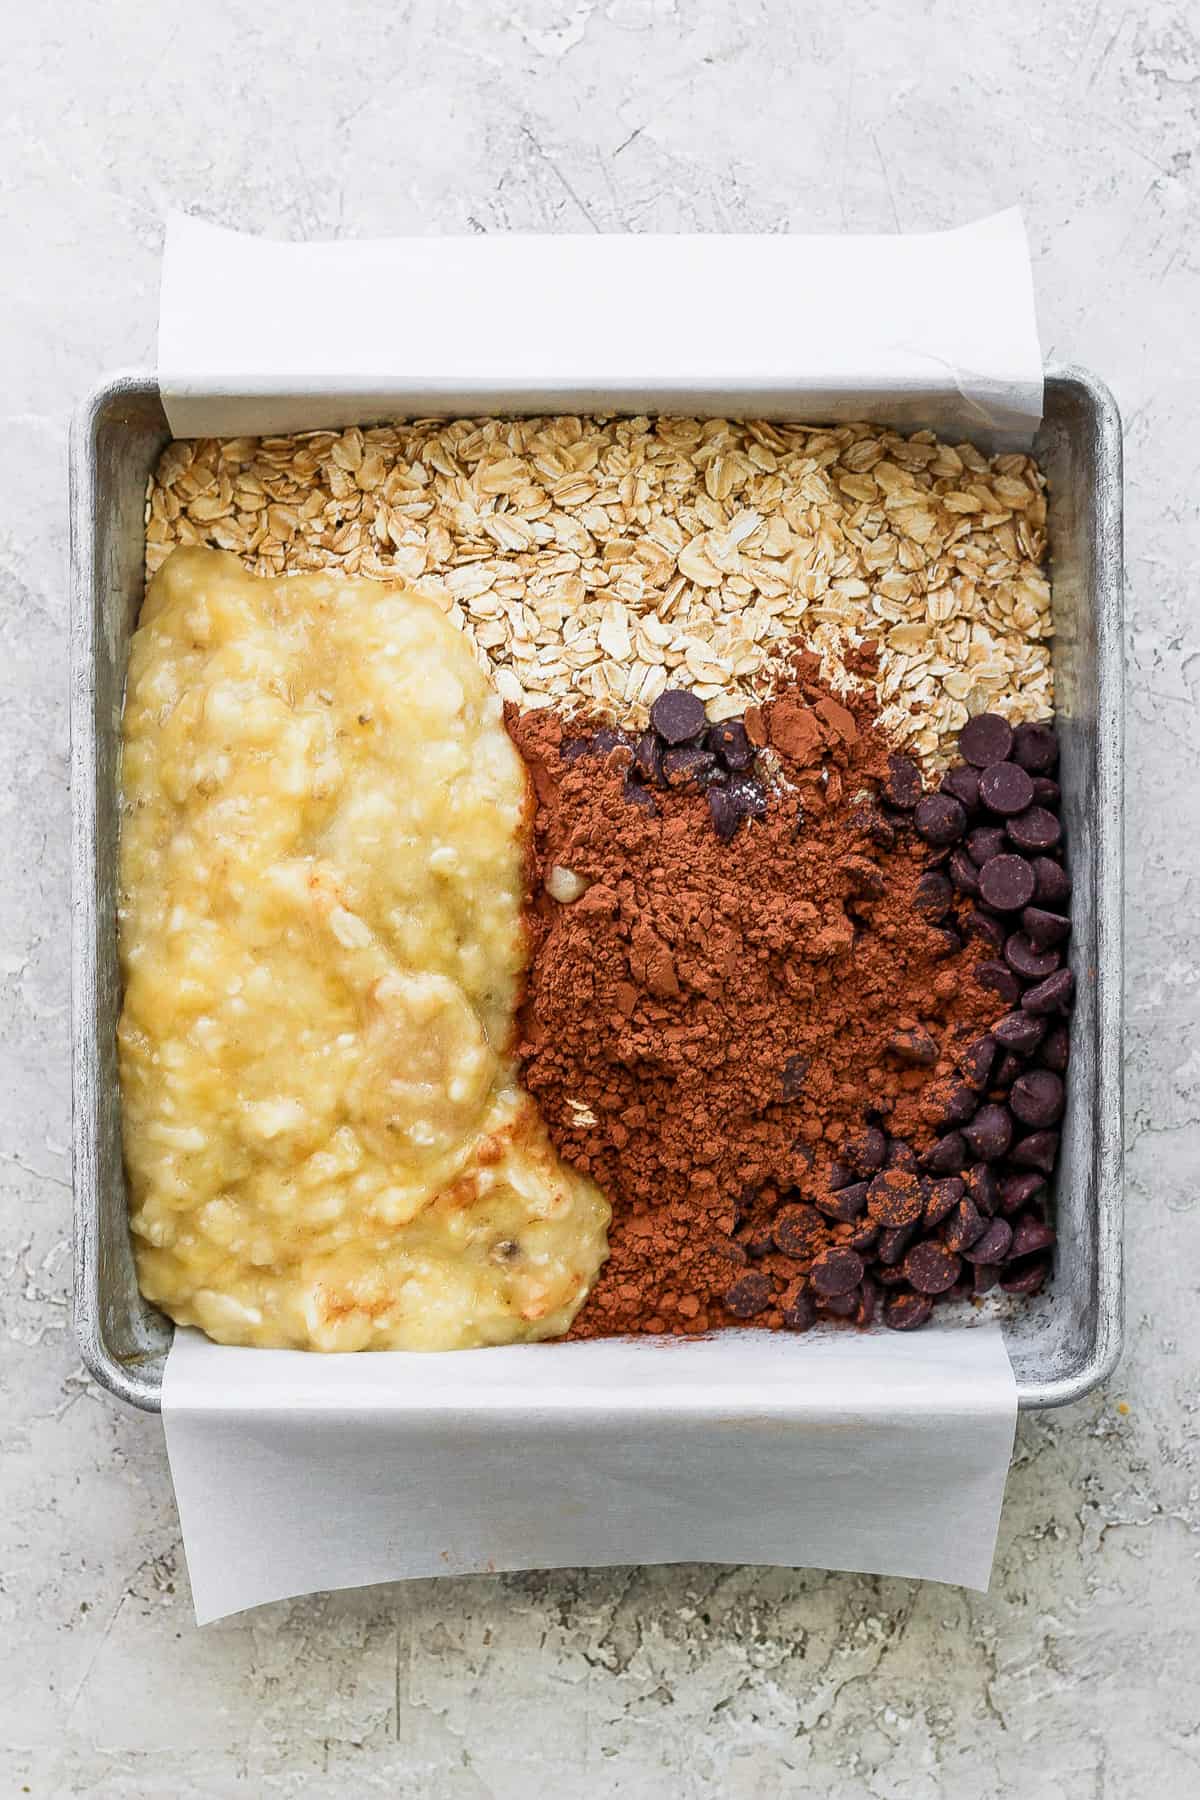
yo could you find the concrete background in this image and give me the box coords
[2,1,1197,1793]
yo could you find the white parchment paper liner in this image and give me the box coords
[156,212,1035,1622]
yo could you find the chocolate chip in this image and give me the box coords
[772,1202,827,1259]
[623,776,658,815]
[780,1053,810,1099]
[876,1265,910,1288]
[1007,806,1062,854]
[914,871,954,921]
[921,1131,967,1175]
[736,1221,777,1258]
[956,1035,998,1092]
[846,1219,881,1251]
[888,1026,939,1066]
[828,1161,854,1190]
[885,1137,919,1172]
[780,1285,817,1331]
[867,1168,925,1227]
[973,959,1022,1008]
[1011,1069,1065,1128]
[914,793,967,846]
[727,772,767,819]
[650,688,707,746]
[877,1222,919,1266]
[967,825,1007,867]
[1021,906,1071,951]
[1012,1129,1060,1174]
[842,855,887,899]
[633,729,664,784]
[1004,932,1062,982]
[884,1291,934,1330]
[722,1271,774,1318]
[992,1011,1046,1054]
[707,719,754,771]
[960,713,1014,767]
[1032,856,1072,908]
[924,1176,964,1226]
[972,1263,1002,1295]
[662,746,717,787]
[963,1163,999,1216]
[962,1217,1013,1264]
[1041,1024,1071,1073]
[904,1241,962,1295]
[1000,1257,1050,1296]
[1032,777,1061,807]
[998,1172,1045,1215]
[979,761,1036,816]
[852,803,896,849]
[941,766,981,809]
[948,848,982,897]
[992,1051,1024,1090]
[963,1103,1013,1161]
[942,1196,987,1252]
[590,726,632,758]
[841,1125,889,1175]
[707,786,742,842]
[884,753,923,809]
[1021,968,1075,1015]
[1010,1215,1056,1258]
[810,1246,865,1297]
[964,910,1006,952]
[857,1277,880,1327]
[815,1180,869,1223]
[562,737,591,763]
[929,926,962,959]
[819,1291,860,1318]
[923,1079,978,1129]
[1012,721,1058,773]
[978,853,1036,912]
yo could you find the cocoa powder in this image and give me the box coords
[509,668,1005,1339]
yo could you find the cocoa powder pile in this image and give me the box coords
[509,660,1009,1338]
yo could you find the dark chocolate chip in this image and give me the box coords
[650,687,707,746]
[707,785,742,842]
[1021,968,1075,1015]
[1032,777,1061,807]
[1032,857,1072,908]
[1041,1024,1071,1073]
[978,853,1036,912]
[992,1011,1047,1054]
[967,825,1008,866]
[815,1180,869,1223]
[662,746,716,788]
[963,1103,1013,1161]
[884,1291,934,1331]
[633,729,664,784]
[722,1271,774,1318]
[852,804,896,849]
[1021,906,1071,951]
[960,713,1014,767]
[992,1051,1025,1090]
[1010,1215,1056,1258]
[914,871,954,921]
[973,959,1022,1008]
[1011,1130,1060,1175]
[846,1219,881,1252]
[810,1246,865,1297]
[914,793,967,846]
[962,1217,1013,1264]
[921,1131,967,1175]
[828,1161,854,1190]
[727,772,767,819]
[957,1035,998,1092]
[925,1079,979,1129]
[972,1263,1002,1294]
[941,766,981,809]
[1000,1257,1050,1296]
[590,726,632,758]
[888,1026,940,1066]
[964,910,1006,952]
[884,753,923,809]
[1007,806,1062,854]
[840,1126,889,1175]
[736,1221,777,1258]
[962,1162,999,1216]
[780,1053,810,1100]
[561,737,591,763]
[979,761,1036,816]
[904,1241,963,1295]
[1004,932,1061,982]
[857,1277,880,1327]
[1012,721,1058,773]
[876,1265,910,1288]
[1010,1069,1065,1128]
[998,1171,1045,1215]
[867,1168,925,1227]
[622,775,659,815]
[772,1203,827,1259]
[949,848,982,897]
[707,719,754,771]
[924,1176,964,1227]
[780,1286,817,1331]
[877,1222,919,1266]
[885,1138,919,1172]
[818,1291,860,1318]
[929,926,962,959]
[942,1196,988,1252]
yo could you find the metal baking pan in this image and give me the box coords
[70,367,1124,1413]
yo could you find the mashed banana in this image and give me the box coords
[118,548,608,1350]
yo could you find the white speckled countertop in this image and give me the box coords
[2,2,1198,1793]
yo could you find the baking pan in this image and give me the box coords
[70,368,1124,1413]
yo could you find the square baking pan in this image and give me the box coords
[70,368,1124,1413]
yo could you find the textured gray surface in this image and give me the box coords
[2,1,1197,1794]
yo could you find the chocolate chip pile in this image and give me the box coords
[732,709,1071,1331]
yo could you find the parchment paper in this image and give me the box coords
[155,212,1035,1623]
